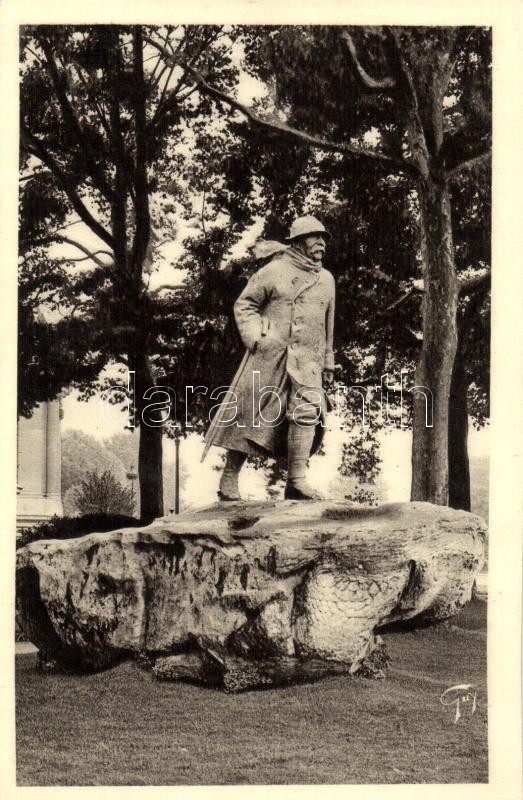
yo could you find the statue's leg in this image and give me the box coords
[284,387,323,500]
[218,450,247,501]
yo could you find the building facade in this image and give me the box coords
[17,400,63,529]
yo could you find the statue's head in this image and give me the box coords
[286,215,330,263]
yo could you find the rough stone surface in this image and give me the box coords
[16,500,486,691]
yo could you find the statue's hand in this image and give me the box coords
[322,369,334,386]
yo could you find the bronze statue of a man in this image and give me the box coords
[202,215,335,501]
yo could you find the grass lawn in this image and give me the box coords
[15,599,487,786]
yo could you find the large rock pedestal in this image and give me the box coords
[16,500,486,691]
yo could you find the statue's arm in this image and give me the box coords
[324,274,336,371]
[233,268,269,351]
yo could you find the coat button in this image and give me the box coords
[291,277,299,285]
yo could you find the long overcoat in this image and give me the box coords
[202,249,335,460]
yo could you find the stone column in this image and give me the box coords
[45,400,62,500]
[17,401,63,530]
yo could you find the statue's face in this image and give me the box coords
[295,234,326,263]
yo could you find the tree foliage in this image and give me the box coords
[72,470,135,516]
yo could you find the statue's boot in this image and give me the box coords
[218,450,247,501]
[284,424,322,500]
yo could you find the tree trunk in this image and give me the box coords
[448,280,490,511]
[133,350,164,522]
[127,30,161,522]
[137,418,164,523]
[448,340,471,510]
[411,178,459,504]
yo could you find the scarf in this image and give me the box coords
[253,239,321,273]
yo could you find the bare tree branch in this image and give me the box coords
[446,151,491,181]
[54,237,114,267]
[55,254,103,264]
[72,63,113,145]
[383,279,425,311]
[150,25,178,85]
[385,281,425,311]
[151,59,172,92]
[340,30,395,91]
[385,289,413,311]
[71,33,138,204]
[154,61,177,114]
[38,218,83,242]
[20,169,50,183]
[21,126,115,249]
[25,44,45,65]
[149,27,174,85]
[148,284,182,297]
[38,35,116,203]
[149,28,183,126]
[143,34,415,176]
[385,27,431,171]
[458,269,491,294]
[147,28,224,137]
[177,84,199,102]
[386,28,420,111]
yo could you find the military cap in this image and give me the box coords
[286,215,330,241]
